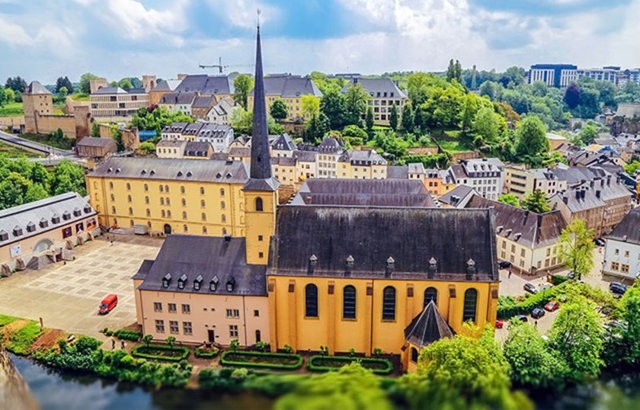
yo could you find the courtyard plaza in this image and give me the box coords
[0,234,162,342]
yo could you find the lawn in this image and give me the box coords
[70,93,90,102]
[19,132,75,150]
[7,321,44,354]
[0,141,44,158]
[0,102,23,117]
[437,139,474,153]
[0,314,18,327]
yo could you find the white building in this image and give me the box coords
[447,158,505,201]
[316,137,344,179]
[602,208,640,281]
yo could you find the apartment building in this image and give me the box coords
[316,137,344,178]
[503,165,567,199]
[337,150,387,179]
[247,75,323,122]
[342,77,407,126]
[446,158,505,200]
[602,208,640,280]
[90,87,149,118]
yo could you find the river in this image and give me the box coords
[10,354,274,410]
[10,354,640,410]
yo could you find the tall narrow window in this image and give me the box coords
[305,284,318,318]
[343,285,356,319]
[255,197,263,212]
[463,288,478,323]
[424,287,438,307]
[382,286,396,321]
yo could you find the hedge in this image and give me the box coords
[131,344,190,362]
[114,330,142,341]
[220,351,303,370]
[307,355,394,375]
[194,346,220,359]
[497,282,569,319]
[550,274,570,286]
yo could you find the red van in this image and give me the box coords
[99,294,118,315]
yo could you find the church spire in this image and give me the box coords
[248,20,272,182]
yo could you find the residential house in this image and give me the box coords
[602,208,640,280]
[293,149,317,181]
[184,141,214,159]
[504,165,567,199]
[337,149,387,179]
[90,87,149,119]
[196,123,234,153]
[76,137,117,160]
[191,95,217,120]
[206,98,236,125]
[156,140,187,159]
[316,137,344,178]
[342,77,407,126]
[438,185,478,208]
[446,158,505,200]
[271,134,297,158]
[248,75,323,122]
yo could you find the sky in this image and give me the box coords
[1,0,639,85]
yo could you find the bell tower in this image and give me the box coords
[243,21,279,266]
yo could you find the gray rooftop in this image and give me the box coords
[438,185,477,207]
[0,193,96,246]
[76,137,116,148]
[134,235,266,296]
[252,75,322,98]
[271,206,498,282]
[87,157,249,184]
[404,301,454,348]
[25,81,51,95]
[160,92,197,105]
[174,75,234,95]
[342,78,407,99]
[387,165,409,179]
[607,208,640,245]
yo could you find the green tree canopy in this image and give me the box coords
[343,83,370,127]
[5,76,27,93]
[624,160,640,176]
[401,103,414,132]
[320,90,347,129]
[559,219,595,280]
[232,74,254,111]
[270,99,288,121]
[521,190,551,213]
[305,113,331,143]
[300,95,320,120]
[579,123,599,146]
[515,116,549,163]
[275,363,392,410]
[549,297,603,381]
[79,73,100,94]
[0,172,32,209]
[50,160,86,196]
[498,193,520,208]
[389,103,399,131]
[230,108,283,136]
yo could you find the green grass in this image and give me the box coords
[0,141,44,158]
[437,139,473,153]
[8,321,43,354]
[0,314,19,326]
[19,132,75,150]
[70,93,90,102]
[0,102,23,117]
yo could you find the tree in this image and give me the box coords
[142,334,153,347]
[622,286,640,363]
[118,78,133,91]
[0,172,32,209]
[305,113,330,143]
[91,122,101,138]
[270,99,288,122]
[341,125,368,146]
[504,322,567,389]
[110,125,124,152]
[25,183,48,203]
[446,59,455,82]
[55,76,73,94]
[79,73,100,94]
[49,160,87,196]
[57,86,68,103]
[473,106,502,147]
[479,81,502,101]
[559,219,595,280]
[275,363,392,410]
[138,141,156,155]
[166,336,176,349]
[521,190,550,213]
[498,193,520,208]
[548,297,603,381]
[232,74,254,111]
[0,85,5,106]
[515,116,549,161]
[401,327,532,410]
[365,106,374,138]
[343,83,370,126]
[5,76,27,93]
[401,103,414,132]
[389,103,398,131]
[320,90,347,129]
[624,160,640,176]
[3,88,15,104]
[579,123,599,145]
[300,95,320,120]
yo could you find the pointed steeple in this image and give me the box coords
[244,22,278,191]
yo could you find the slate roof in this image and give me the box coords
[192,95,215,109]
[229,147,251,157]
[465,195,568,248]
[607,208,640,245]
[408,163,426,175]
[293,150,317,162]
[549,165,607,185]
[0,193,96,246]
[342,78,407,99]
[92,87,127,95]
[197,123,233,140]
[134,235,267,296]
[184,141,212,157]
[25,81,51,95]
[251,75,322,98]
[289,179,435,207]
[272,156,297,166]
[162,122,189,134]
[339,149,387,165]
[549,176,632,213]
[183,122,204,135]
[404,301,454,348]
[387,165,409,179]
[270,206,498,282]
[160,92,197,105]
[156,140,186,148]
[174,75,234,95]
[438,185,477,207]
[271,134,297,151]
[76,137,116,148]
[88,157,249,184]
[317,137,344,153]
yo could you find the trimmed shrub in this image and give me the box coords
[550,274,569,286]
[194,346,220,359]
[114,329,141,341]
[220,351,303,370]
[131,344,189,362]
[307,355,393,375]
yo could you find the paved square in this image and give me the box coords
[0,235,162,340]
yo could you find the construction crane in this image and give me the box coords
[199,57,228,74]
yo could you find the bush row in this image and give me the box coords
[220,350,304,370]
[194,346,220,359]
[307,355,394,375]
[550,274,570,286]
[131,344,190,362]
[114,330,142,341]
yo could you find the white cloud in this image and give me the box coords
[0,16,32,46]
[204,0,281,30]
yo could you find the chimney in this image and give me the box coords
[385,256,395,278]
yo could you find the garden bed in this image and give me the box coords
[131,344,190,362]
[220,351,303,370]
[308,355,393,375]
[194,346,220,359]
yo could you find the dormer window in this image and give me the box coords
[73,208,82,217]
[177,171,183,177]
[39,218,49,229]
[141,169,147,176]
[26,222,36,233]
[308,254,318,275]
[12,226,23,237]
[150,169,156,175]
[178,274,187,289]
[428,257,438,277]
[83,205,92,214]
[466,259,476,277]
[210,276,219,291]
[385,256,395,278]
[193,275,203,291]
[162,273,171,288]
[226,277,235,293]
[186,171,193,177]
[514,233,522,241]
[0,230,8,241]
[51,214,60,224]
[62,211,71,221]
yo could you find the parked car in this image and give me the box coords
[609,282,628,295]
[515,315,528,322]
[495,319,505,329]
[531,308,546,319]
[544,301,560,312]
[594,238,606,247]
[523,283,538,294]
[99,294,118,315]
[566,271,576,280]
[498,260,511,269]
